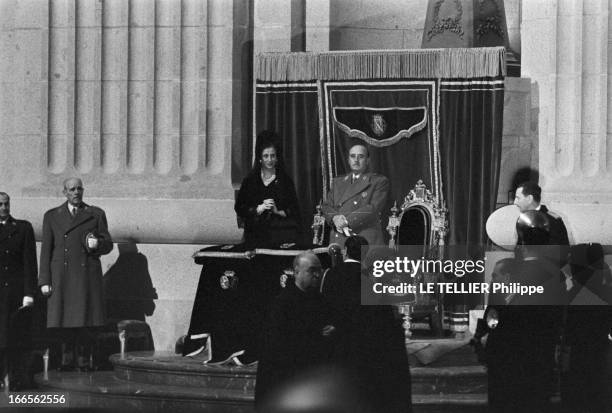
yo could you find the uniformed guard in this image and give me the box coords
[0,192,37,390]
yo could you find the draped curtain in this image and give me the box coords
[255,82,322,240]
[439,78,504,248]
[255,48,505,248]
[322,81,439,218]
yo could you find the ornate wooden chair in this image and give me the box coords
[387,180,448,338]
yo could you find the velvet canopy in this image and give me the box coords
[255,47,505,252]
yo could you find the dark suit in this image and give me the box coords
[255,283,332,410]
[322,173,389,246]
[485,258,564,412]
[539,205,570,267]
[321,261,361,359]
[39,202,113,328]
[538,205,569,246]
[0,216,37,388]
[322,260,412,413]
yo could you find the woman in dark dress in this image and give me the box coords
[235,133,301,248]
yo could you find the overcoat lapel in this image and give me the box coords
[0,217,17,243]
[55,202,94,233]
[55,202,74,233]
[68,204,95,232]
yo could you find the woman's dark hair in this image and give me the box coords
[251,130,286,175]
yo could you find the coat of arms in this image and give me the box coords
[371,113,387,137]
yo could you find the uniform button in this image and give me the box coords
[65,249,68,252]
[64,235,67,238]
[3,266,7,270]
[4,250,8,253]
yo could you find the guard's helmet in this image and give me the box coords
[516,210,550,245]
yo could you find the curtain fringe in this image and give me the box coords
[256,47,506,82]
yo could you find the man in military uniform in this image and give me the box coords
[0,192,37,390]
[39,178,113,369]
[322,144,389,246]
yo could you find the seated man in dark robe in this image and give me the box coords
[254,251,335,411]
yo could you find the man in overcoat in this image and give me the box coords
[0,192,37,390]
[39,178,113,368]
[322,144,389,246]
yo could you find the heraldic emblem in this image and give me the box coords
[371,113,387,137]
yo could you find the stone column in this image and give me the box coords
[521,0,612,244]
[306,0,330,51]
[254,0,292,53]
[0,0,253,351]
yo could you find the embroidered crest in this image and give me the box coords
[361,191,368,198]
[371,113,387,137]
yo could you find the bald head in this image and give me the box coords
[63,177,84,206]
[293,251,323,293]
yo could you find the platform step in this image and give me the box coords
[36,370,487,413]
[411,365,486,395]
[36,371,254,413]
[109,352,486,396]
[413,394,488,413]
[111,353,256,391]
[32,351,489,412]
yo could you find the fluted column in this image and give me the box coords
[254,0,292,53]
[305,0,330,51]
[521,0,612,243]
[181,0,208,175]
[48,0,76,174]
[102,0,129,174]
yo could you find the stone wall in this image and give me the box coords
[327,0,521,51]
[0,0,250,351]
[521,0,612,245]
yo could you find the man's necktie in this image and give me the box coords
[71,207,77,217]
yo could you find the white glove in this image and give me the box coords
[22,295,34,307]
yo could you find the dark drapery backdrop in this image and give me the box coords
[323,81,438,213]
[438,77,504,311]
[439,78,504,248]
[255,83,322,239]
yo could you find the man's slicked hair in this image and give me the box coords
[0,192,9,201]
[345,235,369,261]
[517,181,541,203]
